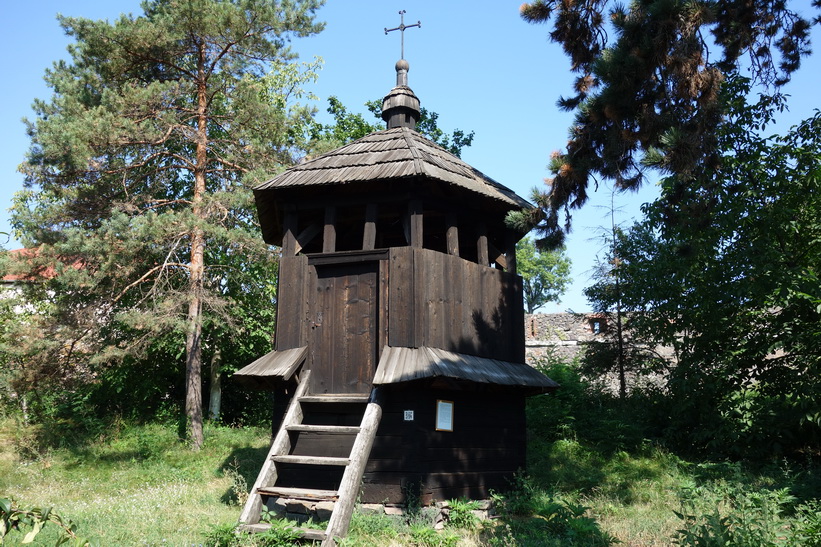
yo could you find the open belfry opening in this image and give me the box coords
[233,13,558,544]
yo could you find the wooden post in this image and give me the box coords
[408,199,423,248]
[282,210,298,257]
[363,203,378,250]
[323,205,337,253]
[477,223,489,266]
[505,231,518,275]
[446,212,459,256]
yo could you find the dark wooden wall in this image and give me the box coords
[275,247,525,363]
[388,247,525,363]
[362,384,526,504]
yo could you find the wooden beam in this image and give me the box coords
[282,211,298,257]
[323,205,337,253]
[488,241,507,270]
[363,203,378,250]
[295,223,321,254]
[477,223,489,266]
[446,213,459,256]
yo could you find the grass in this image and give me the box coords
[1,363,819,546]
[0,419,269,546]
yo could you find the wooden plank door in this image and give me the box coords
[309,262,379,394]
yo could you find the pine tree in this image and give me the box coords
[515,0,818,248]
[12,0,324,448]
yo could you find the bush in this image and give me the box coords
[489,474,617,546]
[673,481,795,546]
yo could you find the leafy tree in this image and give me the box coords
[514,0,819,248]
[596,77,821,455]
[516,236,571,313]
[309,96,474,157]
[10,0,323,448]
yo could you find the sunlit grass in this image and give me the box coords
[0,420,269,545]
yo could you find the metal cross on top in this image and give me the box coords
[384,10,421,60]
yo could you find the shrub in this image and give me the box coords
[672,481,796,546]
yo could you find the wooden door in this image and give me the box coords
[309,262,379,394]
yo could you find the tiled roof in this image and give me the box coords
[255,127,532,210]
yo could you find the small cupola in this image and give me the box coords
[381,59,420,129]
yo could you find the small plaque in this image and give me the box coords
[435,400,454,432]
[404,410,414,421]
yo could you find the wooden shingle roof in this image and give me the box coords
[232,346,306,390]
[255,127,532,210]
[373,345,558,393]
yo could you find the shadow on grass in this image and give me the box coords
[218,443,270,505]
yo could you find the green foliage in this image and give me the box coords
[309,96,474,157]
[790,499,821,547]
[409,525,460,547]
[515,236,571,313]
[673,481,796,546]
[519,0,818,247]
[338,510,401,546]
[590,78,821,457]
[0,498,95,546]
[444,499,480,530]
[204,520,302,547]
[489,475,617,546]
[9,0,325,446]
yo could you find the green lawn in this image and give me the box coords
[1,390,818,546]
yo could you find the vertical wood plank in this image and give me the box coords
[323,205,337,253]
[276,256,307,350]
[413,248,425,348]
[363,203,378,251]
[379,259,389,358]
[388,247,414,348]
[446,213,459,256]
[477,223,489,266]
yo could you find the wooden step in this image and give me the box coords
[300,394,370,404]
[286,424,360,434]
[273,454,350,466]
[240,522,326,541]
[296,527,327,541]
[257,486,339,500]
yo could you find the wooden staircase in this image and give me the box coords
[239,371,382,546]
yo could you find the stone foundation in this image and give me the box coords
[265,497,497,526]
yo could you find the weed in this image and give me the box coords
[444,498,481,530]
[672,481,796,546]
[790,499,821,546]
[223,458,249,507]
[490,474,617,546]
[409,524,459,546]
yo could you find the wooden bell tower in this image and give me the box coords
[235,50,557,544]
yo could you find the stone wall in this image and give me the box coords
[524,313,677,394]
[524,313,608,364]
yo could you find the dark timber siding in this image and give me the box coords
[362,384,526,504]
[388,247,525,363]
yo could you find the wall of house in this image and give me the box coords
[361,383,526,504]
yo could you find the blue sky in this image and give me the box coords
[2,1,819,312]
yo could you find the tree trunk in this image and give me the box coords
[185,42,209,450]
[209,347,222,421]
